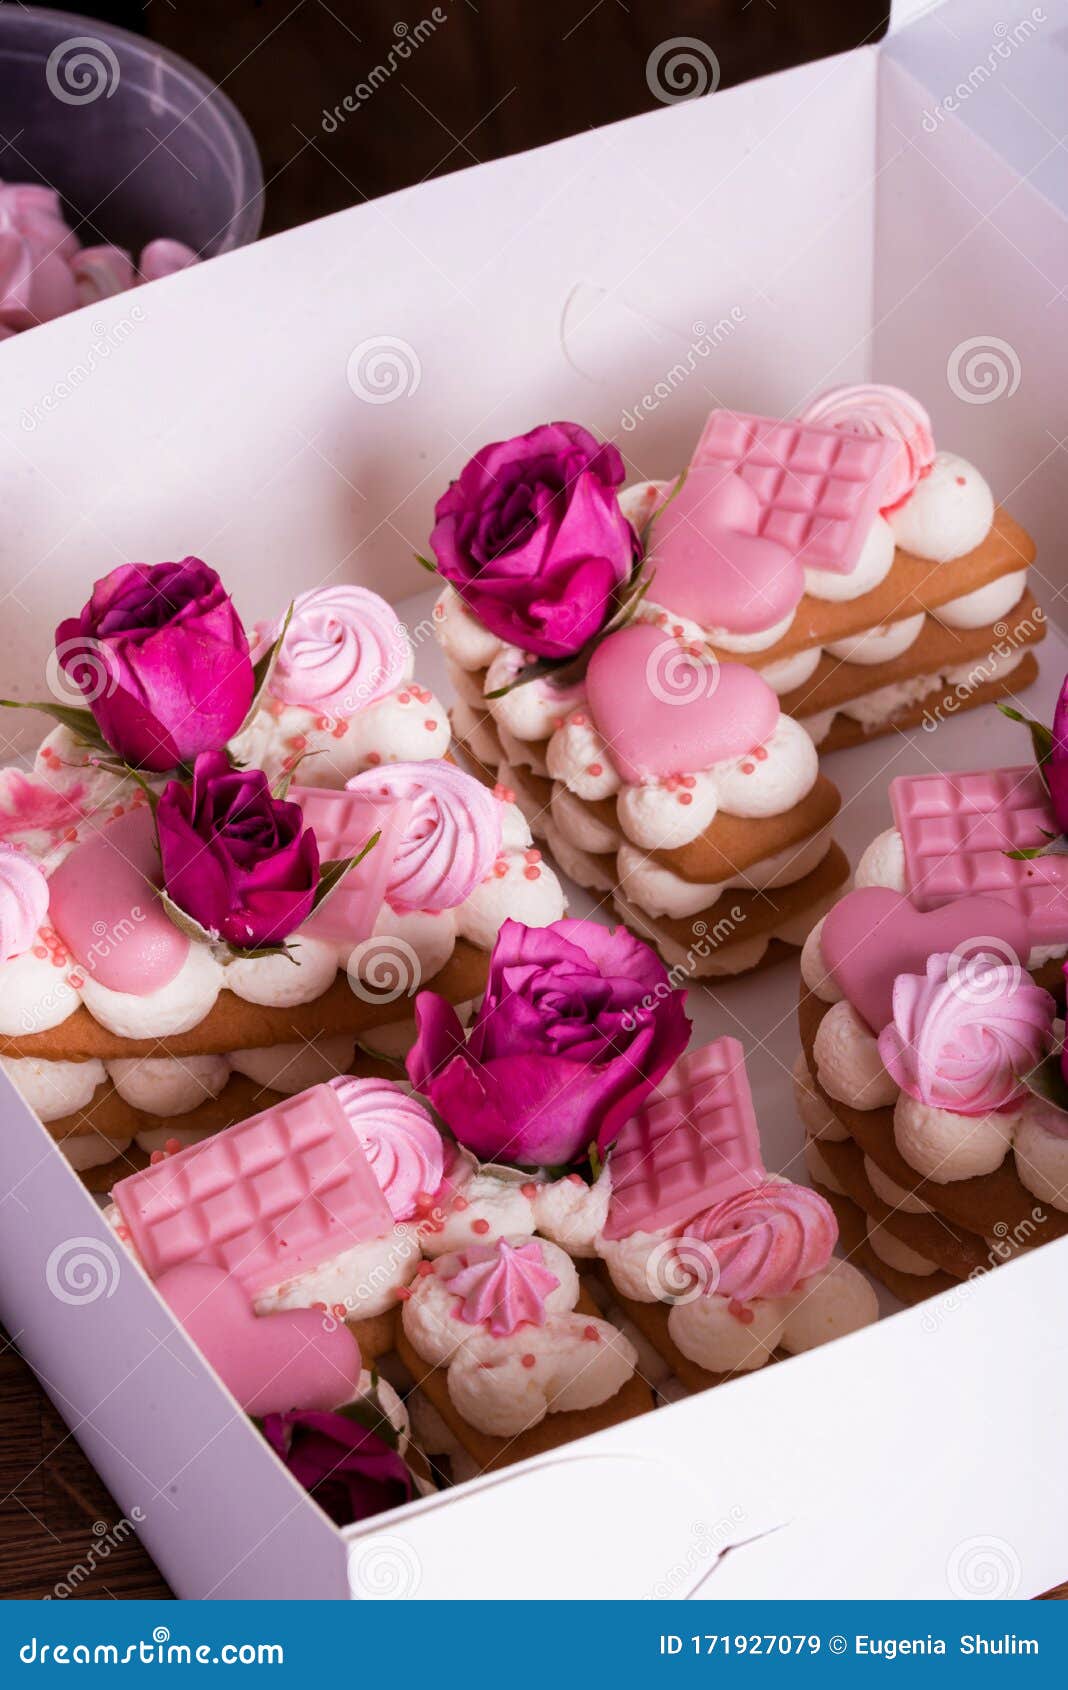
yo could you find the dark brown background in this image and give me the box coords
[10,0,1059,1606]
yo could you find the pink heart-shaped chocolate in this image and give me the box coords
[157,1263,361,1416]
[820,887,1032,1035]
[586,623,780,784]
[647,467,805,635]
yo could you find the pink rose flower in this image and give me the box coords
[407,916,690,1166]
[157,751,319,948]
[430,421,639,658]
[55,559,254,772]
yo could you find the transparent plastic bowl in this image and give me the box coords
[0,7,264,257]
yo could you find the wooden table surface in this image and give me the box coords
[0,1329,1062,1601]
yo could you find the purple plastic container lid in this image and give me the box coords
[0,6,264,258]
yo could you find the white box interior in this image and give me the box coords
[0,0,1065,1598]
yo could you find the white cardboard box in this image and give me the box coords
[1,0,1066,1599]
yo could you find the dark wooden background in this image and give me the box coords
[10,0,1060,1605]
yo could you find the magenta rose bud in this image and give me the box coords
[55,559,254,771]
[157,750,319,948]
[1048,674,1068,837]
[261,1409,413,1529]
[430,421,639,658]
[407,917,690,1166]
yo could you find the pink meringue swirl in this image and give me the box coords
[259,585,411,713]
[443,1238,559,1336]
[345,759,502,913]
[684,1180,836,1302]
[877,951,1054,1117]
[799,384,936,511]
[329,1075,444,1220]
[0,842,49,963]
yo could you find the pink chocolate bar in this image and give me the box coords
[890,767,1068,947]
[293,785,412,944]
[604,1037,765,1241]
[112,1085,393,1294]
[691,409,896,575]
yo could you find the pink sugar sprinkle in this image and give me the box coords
[494,859,508,878]
[520,1182,538,1199]
[552,717,564,731]
[164,1138,181,1156]
[115,1225,130,1242]
[570,713,586,727]
[451,1194,469,1212]
[149,1150,166,1166]
[332,1303,347,1320]
[367,751,381,766]
[755,746,768,762]
[398,692,411,705]
[433,603,444,620]
[332,721,348,739]
[524,866,540,880]
[587,762,603,777]
[681,774,696,788]
[567,1173,585,1186]
[740,762,755,776]
[524,848,541,863]
[33,946,47,961]
[416,1260,434,1278]
[414,1190,435,1213]
[288,735,307,752]
[424,719,438,731]
[728,1299,755,1325]
[521,1353,536,1369]
[583,1324,600,1343]
[955,475,966,485]
[396,1285,412,1301]
[68,973,85,990]
[471,1218,490,1235]
[678,792,692,806]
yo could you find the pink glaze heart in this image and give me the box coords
[646,468,804,635]
[48,805,189,992]
[157,1263,361,1416]
[585,622,780,784]
[820,886,1032,1036]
